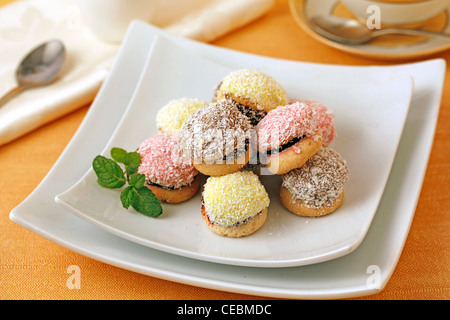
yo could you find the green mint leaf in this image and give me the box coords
[131,187,162,218]
[92,155,126,189]
[110,147,127,164]
[124,151,141,175]
[129,173,145,189]
[120,186,134,209]
[93,148,163,218]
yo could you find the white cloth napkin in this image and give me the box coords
[160,0,274,42]
[0,0,274,146]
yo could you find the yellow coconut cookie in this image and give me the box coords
[202,171,270,237]
[156,98,208,134]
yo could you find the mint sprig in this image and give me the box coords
[92,148,162,218]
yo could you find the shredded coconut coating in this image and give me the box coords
[203,171,270,227]
[156,98,209,134]
[137,133,198,189]
[290,99,337,146]
[217,69,289,111]
[282,147,349,209]
[256,101,320,152]
[180,100,252,162]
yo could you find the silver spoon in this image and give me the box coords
[310,15,450,45]
[0,40,66,107]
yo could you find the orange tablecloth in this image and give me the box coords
[1,0,449,300]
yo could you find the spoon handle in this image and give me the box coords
[0,86,25,108]
[375,28,450,40]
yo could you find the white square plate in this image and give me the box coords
[55,34,413,268]
[10,21,445,298]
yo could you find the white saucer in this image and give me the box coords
[289,0,450,60]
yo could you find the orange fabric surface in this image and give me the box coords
[1,0,449,300]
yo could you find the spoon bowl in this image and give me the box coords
[309,15,450,45]
[0,40,65,106]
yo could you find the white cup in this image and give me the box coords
[341,0,450,26]
[77,0,158,43]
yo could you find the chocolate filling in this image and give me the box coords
[146,181,177,190]
[226,97,266,126]
[221,138,250,161]
[146,174,198,190]
[201,199,262,228]
[235,104,266,126]
[266,135,305,155]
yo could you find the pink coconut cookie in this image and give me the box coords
[256,102,322,175]
[137,133,200,203]
[289,99,336,147]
